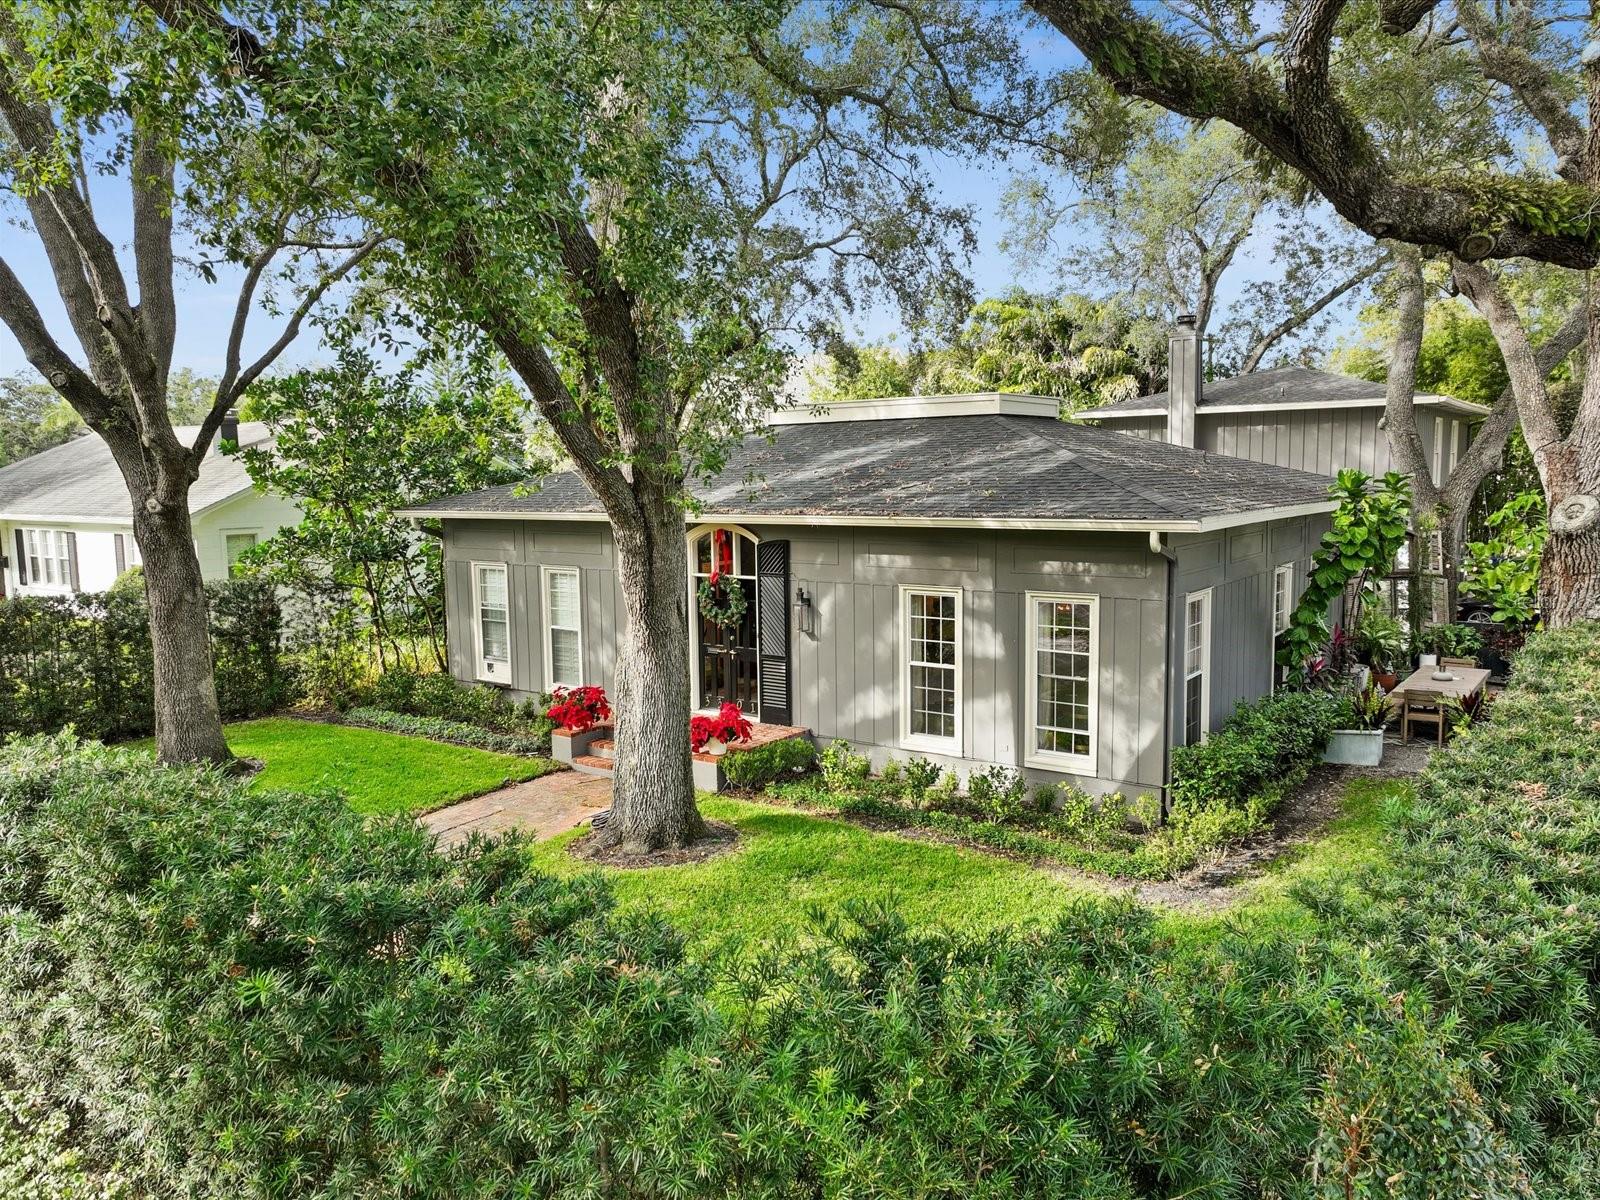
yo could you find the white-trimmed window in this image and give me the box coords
[901,587,961,749]
[1272,564,1294,634]
[541,565,582,691]
[1432,415,1445,482]
[472,562,511,684]
[22,528,75,592]
[1026,593,1097,773]
[224,532,258,575]
[1448,420,1462,476]
[1184,589,1212,745]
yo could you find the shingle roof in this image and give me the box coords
[0,423,271,522]
[1081,365,1488,419]
[402,413,1336,530]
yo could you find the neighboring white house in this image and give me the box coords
[0,417,301,598]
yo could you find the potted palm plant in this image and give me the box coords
[1352,608,1407,691]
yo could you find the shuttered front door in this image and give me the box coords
[756,540,792,725]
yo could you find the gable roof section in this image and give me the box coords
[401,413,1337,533]
[1079,365,1490,420]
[0,423,271,524]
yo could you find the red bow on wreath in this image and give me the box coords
[709,528,733,585]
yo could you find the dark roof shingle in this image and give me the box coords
[404,414,1334,528]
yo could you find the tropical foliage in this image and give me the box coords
[1463,492,1548,624]
[1279,470,1413,676]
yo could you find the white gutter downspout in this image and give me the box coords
[1151,531,1179,824]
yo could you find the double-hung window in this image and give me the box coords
[541,565,583,691]
[1026,593,1098,773]
[1272,564,1294,635]
[902,587,960,750]
[225,532,258,575]
[1184,589,1212,745]
[473,562,511,683]
[22,528,75,592]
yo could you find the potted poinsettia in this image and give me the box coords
[547,686,611,765]
[690,702,753,756]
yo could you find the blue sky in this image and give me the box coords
[0,19,1339,389]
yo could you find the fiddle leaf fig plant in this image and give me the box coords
[1278,470,1412,680]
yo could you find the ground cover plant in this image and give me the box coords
[1,623,1597,1196]
[755,688,1343,881]
[341,708,550,757]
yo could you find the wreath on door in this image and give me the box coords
[697,529,749,629]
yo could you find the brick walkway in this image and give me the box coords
[421,769,612,850]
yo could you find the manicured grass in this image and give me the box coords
[527,795,1101,950]
[137,718,559,816]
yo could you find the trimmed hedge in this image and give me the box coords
[720,735,817,789]
[0,578,291,742]
[1169,688,1342,823]
[3,625,1600,1195]
[342,707,552,756]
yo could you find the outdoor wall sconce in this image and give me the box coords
[794,586,815,636]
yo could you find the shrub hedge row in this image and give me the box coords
[341,707,551,756]
[0,579,293,742]
[3,625,1599,1196]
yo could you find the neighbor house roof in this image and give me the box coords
[0,423,272,524]
[400,396,1337,534]
[1077,365,1490,421]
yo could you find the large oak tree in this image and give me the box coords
[0,5,380,762]
[1034,0,1600,626]
[161,0,1038,852]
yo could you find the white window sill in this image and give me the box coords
[902,733,960,755]
[475,663,512,685]
[1025,752,1096,778]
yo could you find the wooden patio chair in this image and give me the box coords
[1441,657,1478,671]
[1401,689,1447,746]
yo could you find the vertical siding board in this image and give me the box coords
[873,583,894,746]
[835,579,857,740]
[993,590,1017,766]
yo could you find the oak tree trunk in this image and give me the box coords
[592,501,705,853]
[131,480,233,765]
[1538,434,1600,627]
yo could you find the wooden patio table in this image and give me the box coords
[1387,665,1491,705]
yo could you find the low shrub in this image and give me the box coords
[1169,688,1342,825]
[4,624,1597,1197]
[721,736,817,789]
[818,739,872,790]
[966,763,1029,823]
[342,708,552,756]
[363,667,556,750]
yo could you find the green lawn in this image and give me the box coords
[529,781,1412,954]
[528,795,1101,950]
[141,718,559,816]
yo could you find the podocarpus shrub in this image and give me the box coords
[720,735,816,789]
[1169,688,1342,822]
[6,627,1600,1196]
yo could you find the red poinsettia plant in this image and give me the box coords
[689,702,753,753]
[547,685,611,734]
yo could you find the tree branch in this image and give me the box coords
[1239,253,1387,373]
[0,254,123,429]
[1382,249,1436,508]
[131,116,178,385]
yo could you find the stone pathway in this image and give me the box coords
[421,769,612,850]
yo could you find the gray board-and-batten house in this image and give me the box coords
[402,388,1340,802]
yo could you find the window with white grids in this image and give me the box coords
[473,562,511,683]
[542,566,582,690]
[1184,589,1211,745]
[23,528,74,591]
[1272,564,1294,634]
[902,588,960,748]
[1027,594,1097,771]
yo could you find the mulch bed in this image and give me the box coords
[566,820,741,869]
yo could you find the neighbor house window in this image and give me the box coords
[1184,589,1211,745]
[473,562,511,683]
[22,528,74,591]
[1448,420,1462,476]
[902,587,960,749]
[224,532,258,575]
[1026,593,1097,772]
[1272,564,1294,634]
[1432,415,1445,482]
[541,565,582,690]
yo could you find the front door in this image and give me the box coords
[694,529,759,714]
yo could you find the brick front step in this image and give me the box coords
[591,739,616,761]
[570,753,615,778]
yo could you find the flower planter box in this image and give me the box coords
[1323,728,1385,767]
[551,723,609,765]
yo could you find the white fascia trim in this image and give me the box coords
[1083,394,1488,420]
[0,511,136,527]
[768,393,1061,425]
[402,499,1337,535]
